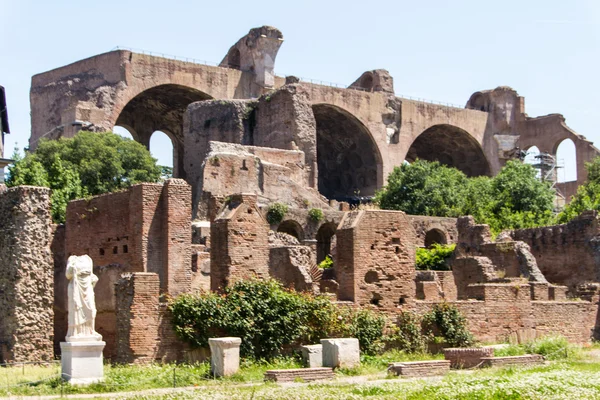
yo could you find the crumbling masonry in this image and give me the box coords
[3,26,600,362]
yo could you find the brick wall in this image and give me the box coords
[0,186,54,362]
[115,273,186,363]
[409,216,458,247]
[211,193,270,291]
[336,210,416,308]
[63,180,192,359]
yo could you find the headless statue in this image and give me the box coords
[66,255,102,341]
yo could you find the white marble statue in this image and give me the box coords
[66,255,102,341]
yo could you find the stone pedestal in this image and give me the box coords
[209,337,241,377]
[301,344,323,368]
[321,338,360,368]
[60,341,106,384]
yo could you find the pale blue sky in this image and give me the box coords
[2,0,599,182]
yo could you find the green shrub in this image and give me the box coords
[171,279,344,359]
[415,243,455,271]
[308,208,324,222]
[318,255,333,269]
[493,344,526,357]
[170,279,388,359]
[523,335,574,360]
[266,203,289,225]
[386,311,427,353]
[422,303,474,348]
[343,308,386,356]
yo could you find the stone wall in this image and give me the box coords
[211,194,270,291]
[511,211,600,292]
[336,210,416,308]
[269,246,314,292]
[0,186,54,363]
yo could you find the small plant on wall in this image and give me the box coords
[415,243,455,271]
[308,208,324,222]
[266,202,289,225]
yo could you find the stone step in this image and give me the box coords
[264,367,335,382]
[444,347,495,368]
[388,360,451,377]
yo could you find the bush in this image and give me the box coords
[343,308,386,356]
[415,244,455,271]
[266,203,289,225]
[422,303,474,348]
[386,312,427,353]
[523,335,574,360]
[170,279,387,358]
[308,208,324,222]
[318,255,333,269]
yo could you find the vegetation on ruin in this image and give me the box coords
[308,207,324,222]
[169,279,387,359]
[422,303,475,348]
[6,132,162,222]
[559,157,600,223]
[385,311,428,353]
[376,159,556,233]
[415,243,455,271]
[318,254,334,269]
[266,202,289,224]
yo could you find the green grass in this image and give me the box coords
[1,344,599,399]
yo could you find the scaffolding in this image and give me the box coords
[529,151,565,209]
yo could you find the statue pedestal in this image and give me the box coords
[60,340,105,384]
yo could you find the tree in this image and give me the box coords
[6,132,161,222]
[376,159,556,233]
[375,160,469,217]
[559,157,600,223]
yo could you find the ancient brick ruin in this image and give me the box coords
[3,25,600,363]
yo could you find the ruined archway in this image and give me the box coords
[115,84,212,178]
[277,220,304,241]
[406,124,490,177]
[316,222,337,263]
[312,104,382,201]
[554,138,577,183]
[424,229,447,248]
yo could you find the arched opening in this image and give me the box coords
[312,104,382,201]
[227,48,241,69]
[150,131,174,179]
[113,125,136,141]
[115,84,212,178]
[524,146,542,180]
[424,229,447,248]
[277,220,304,241]
[361,74,374,91]
[316,222,337,263]
[555,138,577,182]
[406,125,491,177]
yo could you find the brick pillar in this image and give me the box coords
[115,273,160,364]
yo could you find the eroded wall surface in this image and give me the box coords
[0,186,54,363]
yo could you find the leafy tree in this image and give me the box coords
[376,159,556,233]
[559,157,600,223]
[375,160,469,217]
[6,132,161,222]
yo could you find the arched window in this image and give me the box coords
[113,125,135,141]
[424,229,447,248]
[150,131,174,179]
[277,220,304,241]
[555,139,577,182]
[524,146,541,179]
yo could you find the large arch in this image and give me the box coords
[406,124,491,177]
[554,138,577,183]
[115,84,212,178]
[312,104,383,201]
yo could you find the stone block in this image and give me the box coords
[209,337,242,377]
[480,354,545,368]
[60,341,106,384]
[320,338,360,368]
[264,367,334,382]
[301,344,323,368]
[443,347,494,369]
[388,360,450,377]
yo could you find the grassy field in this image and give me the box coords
[1,343,599,399]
